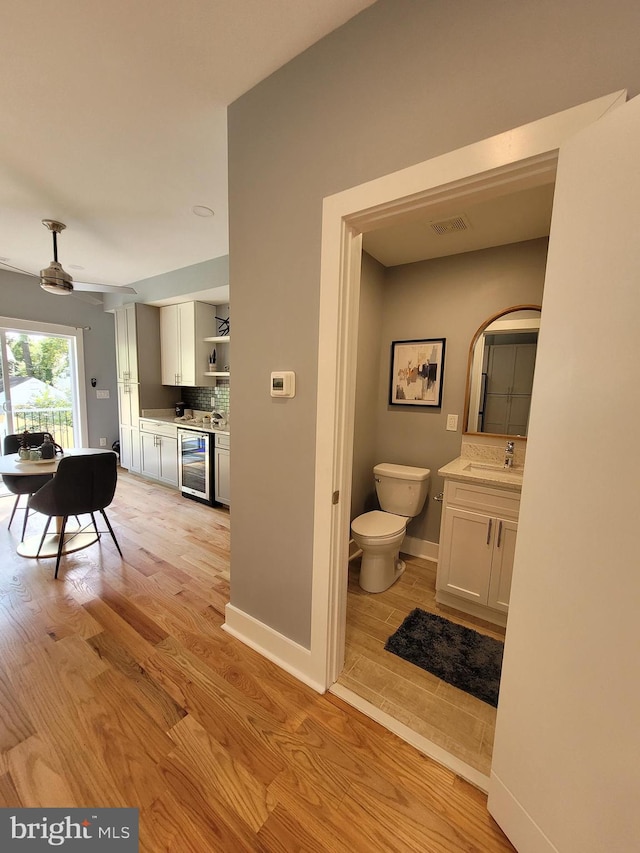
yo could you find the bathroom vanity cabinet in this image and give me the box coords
[436,477,520,627]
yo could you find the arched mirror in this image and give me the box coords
[463,305,541,437]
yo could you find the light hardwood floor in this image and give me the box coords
[338,555,506,776]
[0,469,514,852]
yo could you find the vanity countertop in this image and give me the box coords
[438,455,524,491]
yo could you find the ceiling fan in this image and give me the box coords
[0,219,137,297]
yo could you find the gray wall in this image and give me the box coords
[0,268,119,448]
[373,238,547,546]
[228,0,640,647]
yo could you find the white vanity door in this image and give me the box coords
[487,518,517,613]
[438,506,493,604]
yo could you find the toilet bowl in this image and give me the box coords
[351,462,430,593]
[351,510,408,593]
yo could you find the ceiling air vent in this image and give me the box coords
[428,214,470,236]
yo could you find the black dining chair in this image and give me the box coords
[29,452,123,578]
[2,432,57,542]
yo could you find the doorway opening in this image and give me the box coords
[309,91,624,787]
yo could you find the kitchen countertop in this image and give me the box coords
[139,414,230,436]
[438,455,524,491]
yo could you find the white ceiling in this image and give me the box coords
[0,0,375,290]
[363,182,555,267]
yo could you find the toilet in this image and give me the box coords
[351,462,430,593]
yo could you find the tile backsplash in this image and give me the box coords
[461,436,526,467]
[181,382,230,414]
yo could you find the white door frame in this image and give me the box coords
[308,90,627,691]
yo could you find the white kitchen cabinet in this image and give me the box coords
[214,432,230,505]
[114,303,139,382]
[114,304,174,473]
[119,425,141,473]
[436,479,520,626]
[160,301,218,387]
[139,420,178,487]
[117,380,140,428]
[118,379,141,472]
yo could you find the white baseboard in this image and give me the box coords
[435,590,507,628]
[223,603,325,694]
[488,771,559,853]
[348,538,362,561]
[402,535,439,563]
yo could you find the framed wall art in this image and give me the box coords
[389,338,446,407]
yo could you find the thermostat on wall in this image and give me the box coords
[271,371,296,397]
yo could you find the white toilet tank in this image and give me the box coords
[374,463,430,517]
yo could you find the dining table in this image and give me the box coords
[0,447,115,559]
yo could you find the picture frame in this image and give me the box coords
[389,338,446,407]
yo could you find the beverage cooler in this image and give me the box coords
[178,429,214,505]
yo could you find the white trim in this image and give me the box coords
[222,603,325,694]
[0,315,87,337]
[310,90,627,693]
[488,772,560,853]
[435,590,508,629]
[402,535,439,563]
[348,538,362,561]
[72,330,89,446]
[330,682,490,792]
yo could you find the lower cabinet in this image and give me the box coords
[436,479,520,626]
[214,433,230,506]
[119,425,141,474]
[118,382,141,473]
[139,420,178,487]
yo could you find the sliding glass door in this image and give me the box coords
[0,318,88,450]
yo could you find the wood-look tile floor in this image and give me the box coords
[0,469,514,852]
[338,555,506,776]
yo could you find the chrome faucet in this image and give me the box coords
[504,440,515,468]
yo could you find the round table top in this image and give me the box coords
[0,447,115,476]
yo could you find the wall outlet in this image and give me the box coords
[210,397,216,407]
[96,389,110,399]
[99,437,107,447]
[446,413,458,431]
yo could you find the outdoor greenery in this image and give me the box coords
[4,333,74,445]
[8,333,70,385]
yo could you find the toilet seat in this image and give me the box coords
[351,510,406,539]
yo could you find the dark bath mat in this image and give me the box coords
[384,608,504,707]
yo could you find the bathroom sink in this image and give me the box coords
[464,462,524,476]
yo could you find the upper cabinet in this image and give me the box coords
[114,302,170,387]
[113,302,175,473]
[114,302,139,382]
[160,301,220,387]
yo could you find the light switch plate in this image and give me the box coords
[96,389,110,399]
[446,413,458,431]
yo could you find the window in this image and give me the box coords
[0,317,88,449]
